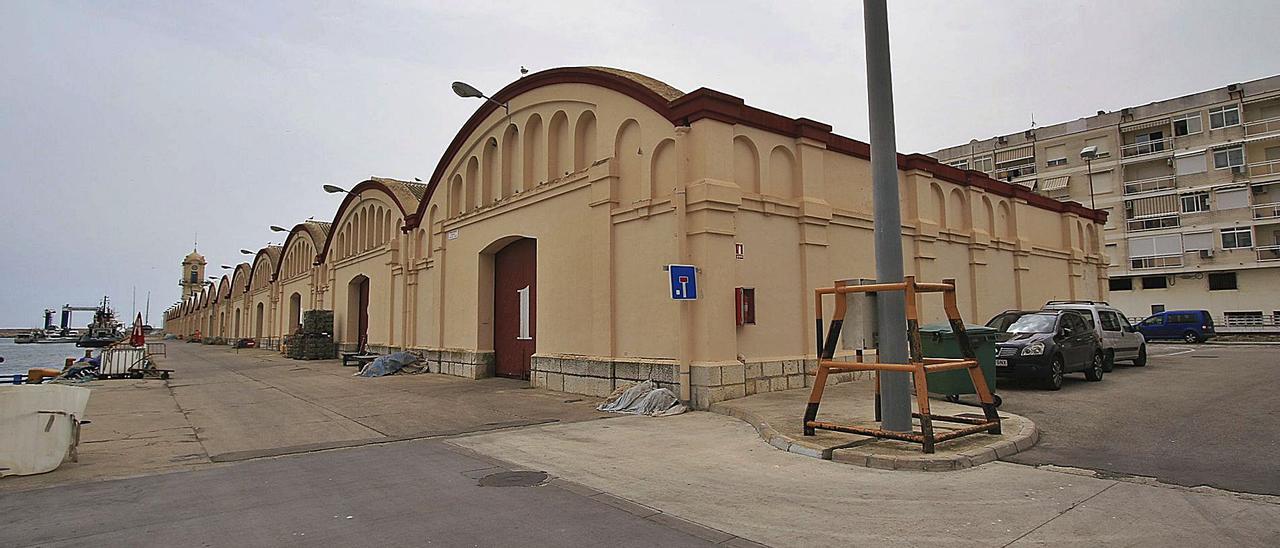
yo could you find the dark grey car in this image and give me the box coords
[986,310,1105,390]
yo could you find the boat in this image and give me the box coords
[14,328,77,345]
[0,384,92,477]
[76,297,122,348]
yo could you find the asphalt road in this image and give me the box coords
[996,343,1280,496]
[0,438,721,548]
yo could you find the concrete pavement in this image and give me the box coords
[1,342,611,493]
[452,412,1280,547]
[0,438,732,548]
[999,344,1280,495]
[710,380,1038,470]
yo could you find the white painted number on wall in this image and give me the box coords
[517,285,531,340]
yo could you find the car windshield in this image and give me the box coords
[1004,314,1058,334]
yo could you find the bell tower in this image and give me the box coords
[181,248,206,298]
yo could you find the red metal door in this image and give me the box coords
[494,239,536,379]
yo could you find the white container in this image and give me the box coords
[0,384,91,477]
[100,347,145,377]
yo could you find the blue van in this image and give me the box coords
[1136,310,1215,343]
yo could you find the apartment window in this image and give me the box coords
[1221,227,1253,249]
[972,156,993,173]
[1141,276,1168,289]
[1180,192,1210,213]
[947,158,969,169]
[1208,272,1238,290]
[1209,105,1240,129]
[1172,112,1202,136]
[1134,131,1165,154]
[1213,146,1244,169]
[1129,234,1183,269]
[1215,187,1250,210]
[1175,153,1206,175]
[1109,278,1133,291]
[1044,144,1067,167]
[1183,231,1213,251]
[1224,311,1263,326]
[1127,216,1180,231]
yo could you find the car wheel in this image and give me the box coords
[1133,344,1147,367]
[1183,330,1200,344]
[1102,350,1115,372]
[1042,356,1064,391]
[1085,353,1105,382]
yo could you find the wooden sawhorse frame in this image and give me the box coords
[803,276,1000,453]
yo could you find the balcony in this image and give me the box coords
[1244,115,1280,137]
[1129,253,1182,269]
[1121,137,1175,160]
[1248,158,1280,179]
[1257,245,1280,262]
[993,161,1036,182]
[1254,201,1280,220]
[1123,175,1176,195]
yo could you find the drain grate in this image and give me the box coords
[478,470,550,487]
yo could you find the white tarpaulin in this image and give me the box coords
[596,380,686,416]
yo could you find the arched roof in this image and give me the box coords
[215,275,231,301]
[248,245,283,285]
[231,262,251,294]
[274,220,331,279]
[317,177,427,261]
[405,65,1106,225]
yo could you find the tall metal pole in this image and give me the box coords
[1085,158,1097,210]
[864,0,911,432]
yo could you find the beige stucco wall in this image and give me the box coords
[171,70,1106,406]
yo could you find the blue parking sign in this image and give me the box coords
[669,264,697,300]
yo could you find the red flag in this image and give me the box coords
[130,313,145,347]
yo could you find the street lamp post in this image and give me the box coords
[1080,146,1099,210]
[863,0,912,432]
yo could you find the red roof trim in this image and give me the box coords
[403,67,1105,228]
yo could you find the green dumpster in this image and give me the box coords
[919,323,1000,405]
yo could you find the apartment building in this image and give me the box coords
[931,75,1280,327]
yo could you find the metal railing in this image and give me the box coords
[1254,202,1280,220]
[993,161,1036,180]
[1257,245,1280,262]
[1248,158,1280,178]
[1129,254,1183,269]
[1121,137,1175,159]
[1123,175,1177,195]
[1244,115,1280,137]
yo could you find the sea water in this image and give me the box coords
[0,338,91,377]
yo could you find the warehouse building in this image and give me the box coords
[166,67,1106,408]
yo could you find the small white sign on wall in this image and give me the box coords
[447,229,459,240]
[735,242,744,260]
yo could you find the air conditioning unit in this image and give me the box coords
[1199,249,1214,259]
[1232,166,1245,175]
[997,136,1008,144]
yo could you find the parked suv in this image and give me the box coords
[1137,310,1215,343]
[1043,300,1147,370]
[986,309,1104,390]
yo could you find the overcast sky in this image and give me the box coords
[2,1,1277,328]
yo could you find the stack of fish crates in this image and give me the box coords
[291,310,336,360]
